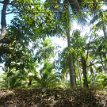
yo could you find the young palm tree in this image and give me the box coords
[34,62,61,88]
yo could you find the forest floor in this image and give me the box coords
[0,88,107,107]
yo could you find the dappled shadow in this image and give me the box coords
[0,89,106,107]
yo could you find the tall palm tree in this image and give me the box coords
[44,0,82,88]
[65,0,77,87]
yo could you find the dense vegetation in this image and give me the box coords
[0,0,107,90]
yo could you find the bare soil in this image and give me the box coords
[0,88,107,107]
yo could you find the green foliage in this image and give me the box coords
[90,73,107,89]
[34,38,55,62]
[33,62,61,88]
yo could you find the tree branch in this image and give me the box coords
[0,0,13,5]
[87,60,107,67]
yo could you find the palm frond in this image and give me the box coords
[90,10,107,24]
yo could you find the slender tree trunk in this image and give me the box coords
[100,54,106,73]
[81,56,89,88]
[101,12,107,38]
[103,25,107,38]
[28,77,32,87]
[0,0,9,40]
[66,2,76,88]
[90,66,95,84]
[78,61,82,87]
[67,30,76,88]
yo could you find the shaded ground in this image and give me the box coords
[0,88,107,107]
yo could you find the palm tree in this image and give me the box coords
[34,62,61,88]
[90,6,107,73]
[32,38,61,88]
[90,10,107,37]
[44,0,81,88]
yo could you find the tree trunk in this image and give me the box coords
[67,30,76,88]
[102,12,107,38]
[28,77,32,87]
[66,2,76,88]
[102,25,107,38]
[0,0,9,40]
[81,56,89,88]
[78,61,82,87]
[90,66,95,83]
[68,0,80,11]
